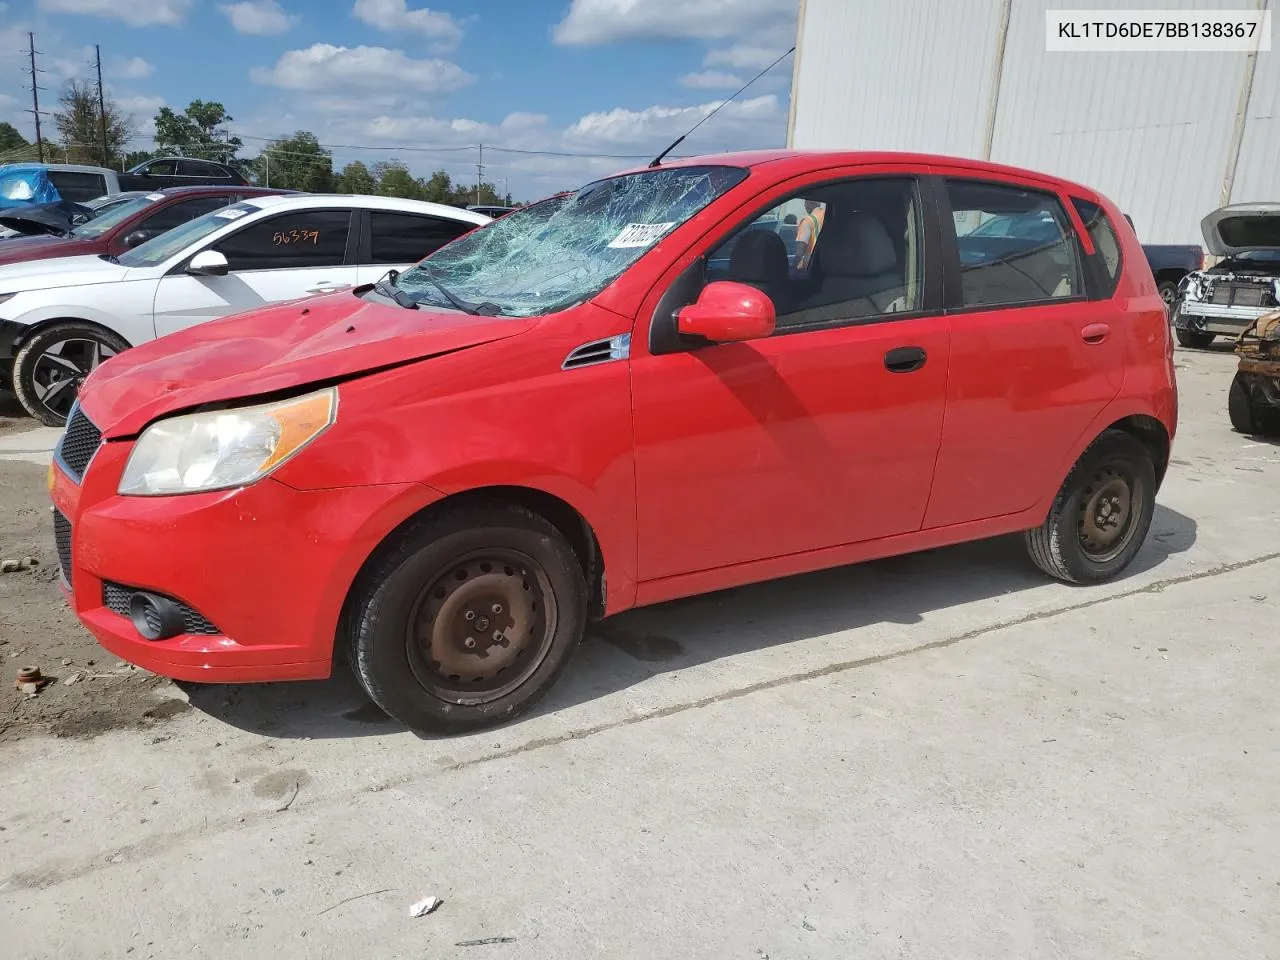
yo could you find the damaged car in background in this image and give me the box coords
[1173,202,1280,348]
[1229,309,1280,436]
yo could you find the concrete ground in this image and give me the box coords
[1,345,1278,959]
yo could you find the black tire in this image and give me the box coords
[347,502,587,734]
[1175,327,1215,349]
[1024,430,1157,585]
[12,322,130,427]
[1228,372,1259,434]
[1157,280,1179,310]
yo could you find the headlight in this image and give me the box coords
[118,387,337,496]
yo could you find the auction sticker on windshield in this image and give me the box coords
[215,208,249,220]
[608,222,677,248]
[146,193,166,201]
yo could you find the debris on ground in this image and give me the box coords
[276,781,300,812]
[14,666,50,695]
[408,896,442,918]
[456,937,517,946]
[0,556,38,574]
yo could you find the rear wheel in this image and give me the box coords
[1228,373,1259,434]
[1175,328,1215,349]
[347,503,587,734]
[1157,280,1179,310]
[1025,431,1157,584]
[12,322,129,427]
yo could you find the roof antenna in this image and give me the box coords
[649,45,796,168]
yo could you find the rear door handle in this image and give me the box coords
[1081,322,1111,344]
[884,346,927,373]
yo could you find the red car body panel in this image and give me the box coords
[0,186,287,267]
[55,150,1177,684]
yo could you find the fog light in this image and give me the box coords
[128,591,185,641]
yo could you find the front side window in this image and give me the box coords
[705,177,924,329]
[369,212,474,264]
[948,180,1082,307]
[137,196,233,234]
[212,209,352,270]
[391,165,748,317]
[145,159,178,177]
[118,201,261,268]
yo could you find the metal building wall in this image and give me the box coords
[789,0,1278,245]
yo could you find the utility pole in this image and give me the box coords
[26,33,45,163]
[95,45,110,168]
[264,150,270,187]
[476,142,483,205]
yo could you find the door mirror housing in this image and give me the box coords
[123,230,152,248]
[676,281,776,343]
[186,250,229,277]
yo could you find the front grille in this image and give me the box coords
[57,405,102,482]
[53,509,72,586]
[102,582,222,636]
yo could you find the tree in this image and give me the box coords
[373,161,425,200]
[447,180,504,207]
[52,79,135,166]
[0,122,29,153]
[153,100,243,162]
[421,170,453,204]
[335,161,376,195]
[253,131,333,192]
[119,149,158,170]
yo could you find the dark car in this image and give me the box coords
[0,185,291,268]
[118,157,249,191]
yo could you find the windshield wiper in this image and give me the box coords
[418,266,502,317]
[374,276,418,310]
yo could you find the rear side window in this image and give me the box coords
[947,179,1082,308]
[1072,198,1123,295]
[213,209,352,271]
[48,171,108,203]
[368,212,474,264]
[178,159,229,178]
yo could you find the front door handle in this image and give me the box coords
[1081,322,1111,344]
[884,346,927,373]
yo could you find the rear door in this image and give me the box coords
[354,210,478,283]
[921,174,1126,529]
[151,207,358,338]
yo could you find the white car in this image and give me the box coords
[0,194,490,424]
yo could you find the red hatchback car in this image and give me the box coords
[50,151,1177,733]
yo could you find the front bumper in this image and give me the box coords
[51,434,442,683]
[1176,300,1273,335]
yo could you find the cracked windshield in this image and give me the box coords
[390,165,747,316]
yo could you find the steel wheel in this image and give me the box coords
[406,548,558,705]
[1076,465,1143,564]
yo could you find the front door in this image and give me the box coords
[152,208,358,339]
[630,172,952,582]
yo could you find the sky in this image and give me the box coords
[0,0,799,198]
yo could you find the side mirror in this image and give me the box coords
[186,250,229,277]
[676,281,776,343]
[123,230,152,248]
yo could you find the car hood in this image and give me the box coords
[0,254,129,293]
[0,234,95,266]
[1201,202,1280,257]
[80,290,537,438]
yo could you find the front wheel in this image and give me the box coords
[1025,430,1157,584]
[347,502,587,734]
[1175,327,1215,349]
[1157,280,1179,310]
[12,322,130,426]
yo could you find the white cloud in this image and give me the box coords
[218,1,299,35]
[352,0,463,50]
[251,44,475,94]
[38,0,193,27]
[109,56,155,79]
[565,94,780,149]
[679,70,744,90]
[704,44,785,70]
[554,0,793,45]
